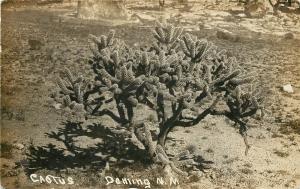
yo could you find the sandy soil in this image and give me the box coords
[1,1,300,189]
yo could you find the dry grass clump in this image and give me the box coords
[279,119,300,135]
[273,149,289,158]
[0,141,14,158]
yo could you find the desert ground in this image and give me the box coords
[1,1,300,189]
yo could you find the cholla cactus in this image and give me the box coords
[152,21,183,45]
[55,67,88,114]
[52,21,263,176]
[152,21,183,54]
[180,33,212,63]
[89,30,116,52]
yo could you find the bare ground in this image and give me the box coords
[1,1,300,189]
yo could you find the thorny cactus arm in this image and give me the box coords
[152,21,183,54]
[180,33,212,64]
[134,122,156,158]
[89,30,115,52]
[55,67,90,114]
[89,31,152,125]
[152,21,183,45]
[55,67,123,122]
[215,85,263,155]
[156,94,222,148]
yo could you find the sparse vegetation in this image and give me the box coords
[0,142,14,158]
[271,132,282,138]
[279,119,300,135]
[239,168,253,174]
[273,149,289,157]
[2,0,300,188]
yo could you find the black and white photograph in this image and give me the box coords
[1,0,300,188]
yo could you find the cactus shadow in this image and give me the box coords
[25,121,150,175]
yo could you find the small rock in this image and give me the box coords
[237,13,247,18]
[63,151,75,157]
[283,84,294,93]
[216,29,240,42]
[95,152,108,159]
[53,103,62,110]
[14,143,24,150]
[120,158,134,164]
[283,32,294,40]
[108,157,117,163]
[28,39,43,50]
[131,13,155,24]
